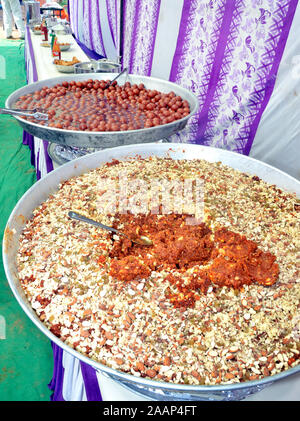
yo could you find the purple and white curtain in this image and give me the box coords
[121,0,298,155]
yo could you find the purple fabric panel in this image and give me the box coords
[88,0,95,52]
[48,342,65,401]
[116,0,120,53]
[23,29,34,163]
[122,0,161,76]
[43,140,54,173]
[23,131,35,166]
[68,0,76,37]
[80,362,103,401]
[169,0,225,145]
[122,0,142,70]
[196,0,236,141]
[69,0,79,38]
[24,28,29,81]
[75,0,79,38]
[24,26,54,177]
[23,25,38,174]
[80,0,105,57]
[106,0,116,47]
[128,0,141,72]
[243,0,298,155]
[200,0,245,145]
[168,1,297,154]
[72,35,104,60]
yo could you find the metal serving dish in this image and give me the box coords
[3,143,300,401]
[5,73,198,148]
[74,59,122,74]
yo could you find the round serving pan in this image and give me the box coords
[5,73,199,148]
[3,143,300,401]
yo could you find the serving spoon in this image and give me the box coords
[68,211,153,246]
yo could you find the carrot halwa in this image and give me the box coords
[17,157,300,385]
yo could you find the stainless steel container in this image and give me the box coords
[5,73,199,148]
[74,59,122,74]
[3,143,300,401]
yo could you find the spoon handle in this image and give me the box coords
[68,211,120,235]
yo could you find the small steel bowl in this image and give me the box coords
[5,73,199,148]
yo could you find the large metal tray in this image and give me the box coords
[3,143,300,401]
[5,73,199,148]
